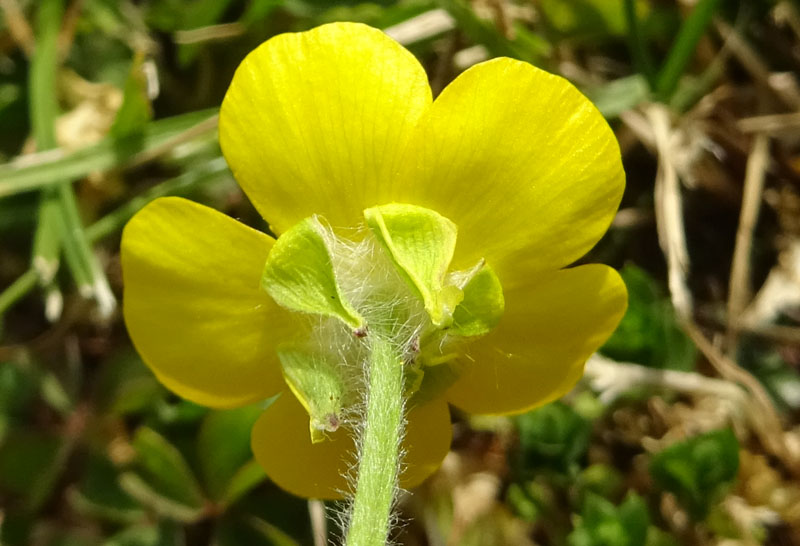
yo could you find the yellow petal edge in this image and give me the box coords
[121,197,290,408]
[252,393,452,499]
[446,264,628,415]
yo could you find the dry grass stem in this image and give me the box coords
[726,134,769,348]
[0,0,34,56]
[741,241,800,328]
[682,323,799,476]
[173,23,246,45]
[738,112,800,134]
[126,114,219,168]
[714,18,800,110]
[57,0,83,60]
[585,354,747,406]
[308,499,328,546]
[648,103,693,320]
[384,9,455,46]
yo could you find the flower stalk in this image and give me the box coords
[346,335,405,546]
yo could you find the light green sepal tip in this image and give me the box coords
[277,347,347,444]
[262,216,364,331]
[364,204,459,327]
[450,264,504,337]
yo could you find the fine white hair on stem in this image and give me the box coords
[294,217,478,543]
[301,220,431,542]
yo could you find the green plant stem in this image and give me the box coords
[30,0,64,299]
[28,0,116,317]
[0,269,39,317]
[0,109,218,198]
[346,336,405,546]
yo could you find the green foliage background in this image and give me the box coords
[2,0,800,544]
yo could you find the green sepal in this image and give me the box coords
[449,264,505,337]
[277,347,347,444]
[262,216,364,331]
[364,204,460,327]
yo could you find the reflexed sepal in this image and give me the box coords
[364,204,461,327]
[278,347,347,443]
[262,216,364,331]
[409,361,462,406]
[450,264,504,337]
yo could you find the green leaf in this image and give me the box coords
[248,516,303,546]
[516,401,591,474]
[277,348,348,443]
[219,459,266,508]
[365,203,460,327]
[0,429,68,512]
[0,362,38,415]
[39,370,74,414]
[103,523,181,546]
[568,493,650,546]
[577,464,624,503]
[214,514,301,546]
[601,265,696,371]
[450,264,504,337]
[69,453,144,524]
[586,75,650,119]
[262,216,364,331]
[95,351,165,416]
[127,427,206,517]
[196,405,263,502]
[118,472,205,523]
[649,428,739,520]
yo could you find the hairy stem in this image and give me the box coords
[345,336,405,546]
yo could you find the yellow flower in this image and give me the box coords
[121,22,627,500]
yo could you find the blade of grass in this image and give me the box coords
[655,0,723,101]
[623,0,656,88]
[84,156,230,242]
[0,109,218,198]
[29,0,64,318]
[0,157,231,317]
[0,269,38,317]
[29,0,116,318]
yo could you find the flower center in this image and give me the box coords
[260,203,505,442]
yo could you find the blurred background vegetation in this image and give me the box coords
[1,0,800,544]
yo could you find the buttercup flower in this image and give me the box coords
[121,22,627,500]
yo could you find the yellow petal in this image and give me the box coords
[251,392,352,499]
[402,398,453,490]
[445,264,627,415]
[251,392,451,499]
[121,197,291,408]
[219,22,431,234]
[401,58,624,276]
